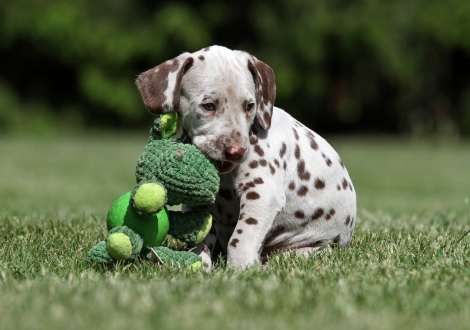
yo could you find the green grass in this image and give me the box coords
[1,134,470,330]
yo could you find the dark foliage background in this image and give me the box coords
[1,0,470,136]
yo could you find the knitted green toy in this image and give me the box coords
[87,112,220,270]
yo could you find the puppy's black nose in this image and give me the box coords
[225,146,246,160]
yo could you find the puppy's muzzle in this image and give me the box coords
[225,145,246,161]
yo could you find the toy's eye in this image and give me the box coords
[247,103,255,111]
[202,103,215,111]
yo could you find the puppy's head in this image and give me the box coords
[136,46,276,174]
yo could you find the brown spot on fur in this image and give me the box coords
[204,47,211,51]
[311,208,324,220]
[314,178,325,190]
[239,213,245,221]
[297,186,309,196]
[339,159,345,168]
[297,160,311,181]
[274,159,280,168]
[254,145,264,156]
[203,262,209,268]
[249,160,259,168]
[245,217,259,225]
[337,184,341,191]
[198,55,205,60]
[293,128,299,140]
[246,191,260,200]
[269,164,276,175]
[253,177,264,184]
[307,132,319,150]
[342,178,348,189]
[349,182,354,191]
[295,145,301,159]
[237,229,243,234]
[325,209,336,220]
[241,204,245,209]
[229,238,239,247]
[280,143,287,158]
[245,172,250,177]
[326,158,332,166]
[345,216,351,226]
[283,161,287,170]
[288,182,295,190]
[295,211,305,219]
[250,133,258,145]
[259,159,267,167]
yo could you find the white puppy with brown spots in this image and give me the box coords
[136,46,356,270]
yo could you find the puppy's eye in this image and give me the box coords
[247,103,255,111]
[202,103,215,111]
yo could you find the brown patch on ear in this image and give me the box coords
[247,57,276,130]
[136,55,194,114]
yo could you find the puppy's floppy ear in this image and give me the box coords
[247,56,276,130]
[136,53,194,114]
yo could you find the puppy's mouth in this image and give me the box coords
[216,161,236,174]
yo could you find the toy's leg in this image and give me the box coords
[87,241,114,264]
[167,209,212,246]
[171,206,217,271]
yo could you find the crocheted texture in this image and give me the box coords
[146,246,201,267]
[167,209,212,246]
[135,132,220,206]
[86,241,114,264]
[106,226,143,261]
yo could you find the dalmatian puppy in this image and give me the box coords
[136,46,356,270]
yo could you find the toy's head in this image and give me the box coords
[135,113,220,206]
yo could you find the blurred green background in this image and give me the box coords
[2,0,470,137]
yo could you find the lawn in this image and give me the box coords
[1,134,469,330]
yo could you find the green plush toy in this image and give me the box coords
[87,112,220,270]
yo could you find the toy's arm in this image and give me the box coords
[145,246,202,270]
[167,209,212,246]
[131,180,167,216]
